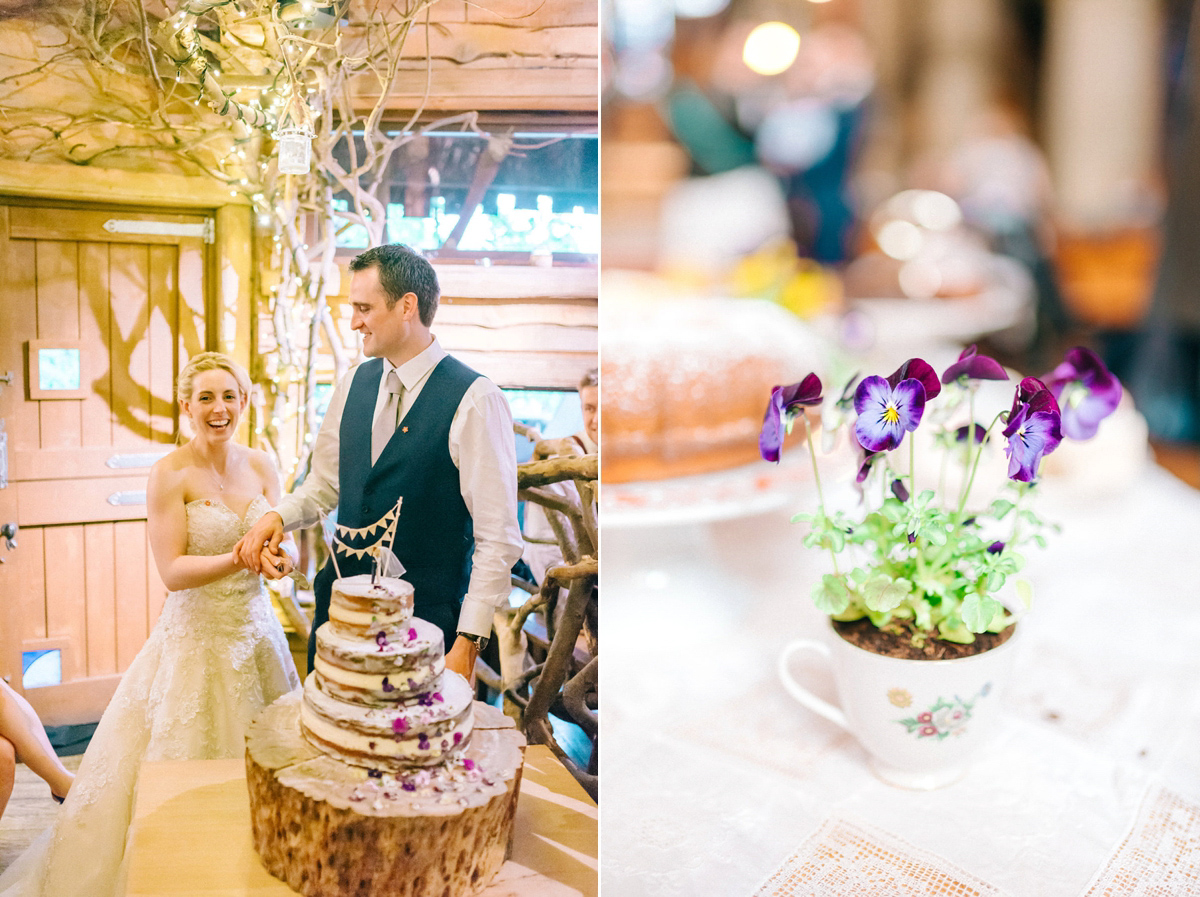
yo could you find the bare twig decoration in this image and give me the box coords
[493,440,597,798]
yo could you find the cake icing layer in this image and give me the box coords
[301,670,473,770]
[328,573,414,636]
[314,616,444,703]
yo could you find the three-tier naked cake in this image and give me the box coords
[246,573,525,897]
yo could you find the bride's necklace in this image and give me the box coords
[193,443,234,492]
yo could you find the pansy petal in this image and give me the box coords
[942,344,1009,384]
[889,379,927,430]
[780,372,824,411]
[887,358,942,400]
[758,387,786,463]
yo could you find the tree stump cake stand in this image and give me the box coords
[246,690,526,897]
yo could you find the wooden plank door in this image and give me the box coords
[0,202,209,725]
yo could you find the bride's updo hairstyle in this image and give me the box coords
[176,352,252,443]
[177,351,251,404]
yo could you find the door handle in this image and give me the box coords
[1,522,17,552]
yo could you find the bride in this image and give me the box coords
[0,352,300,896]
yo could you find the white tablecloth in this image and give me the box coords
[601,443,1200,895]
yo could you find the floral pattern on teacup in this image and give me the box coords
[887,688,913,708]
[895,684,991,740]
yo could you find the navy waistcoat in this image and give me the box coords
[308,354,481,671]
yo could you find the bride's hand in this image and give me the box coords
[259,547,292,580]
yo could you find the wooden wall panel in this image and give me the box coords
[3,235,39,455]
[114,520,149,671]
[16,476,149,526]
[465,0,597,26]
[84,521,118,677]
[34,241,83,450]
[43,524,86,681]
[148,245,178,443]
[109,244,152,447]
[79,242,113,447]
[17,525,46,641]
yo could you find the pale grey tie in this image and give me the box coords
[371,370,402,464]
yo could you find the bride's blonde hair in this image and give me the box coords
[177,351,251,403]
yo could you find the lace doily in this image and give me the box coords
[753,817,1011,897]
[1082,785,1200,896]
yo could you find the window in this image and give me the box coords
[331,130,598,263]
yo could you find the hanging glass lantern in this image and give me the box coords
[277,125,313,174]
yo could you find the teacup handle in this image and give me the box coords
[778,639,849,731]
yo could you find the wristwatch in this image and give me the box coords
[457,631,489,653]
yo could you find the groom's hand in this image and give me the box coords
[235,511,284,573]
[444,637,478,687]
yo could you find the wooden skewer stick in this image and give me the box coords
[318,510,343,580]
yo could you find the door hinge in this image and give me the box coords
[103,218,215,244]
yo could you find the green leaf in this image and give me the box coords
[989,499,1015,520]
[1016,579,1033,608]
[862,575,912,612]
[961,593,1003,632]
[812,574,851,614]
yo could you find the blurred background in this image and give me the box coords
[601,0,1200,479]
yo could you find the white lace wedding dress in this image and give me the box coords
[0,496,300,897]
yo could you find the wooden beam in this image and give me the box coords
[0,160,248,209]
[434,264,597,300]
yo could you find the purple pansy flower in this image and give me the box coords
[1003,379,1062,482]
[853,375,926,452]
[888,358,942,401]
[759,373,823,463]
[891,479,910,502]
[987,541,1005,554]
[955,423,988,444]
[941,345,1009,384]
[1042,347,1122,440]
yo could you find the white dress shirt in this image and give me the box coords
[275,336,523,637]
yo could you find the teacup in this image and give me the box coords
[778,623,1020,789]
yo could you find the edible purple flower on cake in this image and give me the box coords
[1042,346,1122,440]
[453,732,463,745]
[418,734,430,751]
[759,373,823,463]
[462,758,476,771]
[432,692,444,703]
[392,717,409,735]
[381,677,394,693]
[375,631,388,651]
[853,375,926,452]
[407,627,418,642]
[401,781,416,792]
[367,768,382,778]
[940,344,1009,384]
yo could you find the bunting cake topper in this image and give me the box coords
[317,497,404,579]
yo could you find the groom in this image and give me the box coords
[236,243,522,680]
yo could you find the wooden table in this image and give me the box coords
[123,745,596,897]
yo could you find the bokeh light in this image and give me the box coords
[742,22,801,77]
